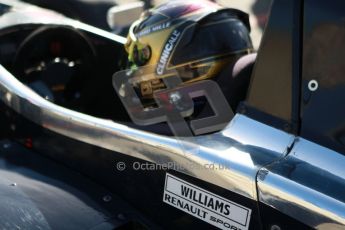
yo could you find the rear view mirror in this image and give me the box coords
[107,1,144,33]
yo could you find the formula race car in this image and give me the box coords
[0,0,344,229]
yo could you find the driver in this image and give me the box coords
[120,0,254,135]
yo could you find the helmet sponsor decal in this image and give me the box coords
[163,173,252,230]
[136,21,172,38]
[157,29,181,75]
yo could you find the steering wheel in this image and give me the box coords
[13,26,97,111]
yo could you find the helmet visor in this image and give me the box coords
[170,18,253,67]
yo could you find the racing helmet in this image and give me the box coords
[125,0,253,100]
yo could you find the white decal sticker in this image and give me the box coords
[156,29,181,75]
[136,22,171,38]
[163,174,251,230]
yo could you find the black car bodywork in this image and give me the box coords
[0,0,344,229]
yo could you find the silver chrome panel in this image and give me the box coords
[258,138,345,229]
[0,64,294,200]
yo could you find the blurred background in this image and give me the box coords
[116,0,272,49]
[22,0,272,50]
